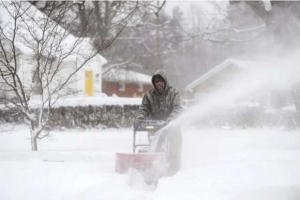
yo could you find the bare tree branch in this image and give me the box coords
[102,55,136,75]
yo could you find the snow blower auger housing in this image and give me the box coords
[115,120,168,176]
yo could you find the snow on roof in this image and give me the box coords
[0,2,106,64]
[103,68,152,84]
[185,59,240,92]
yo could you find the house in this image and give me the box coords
[0,2,107,99]
[185,59,246,99]
[102,68,152,97]
[184,58,300,128]
[185,59,295,109]
[57,46,107,97]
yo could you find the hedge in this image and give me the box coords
[0,105,139,129]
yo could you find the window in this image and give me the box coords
[138,83,143,92]
[119,82,125,91]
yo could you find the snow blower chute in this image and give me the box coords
[115,120,169,177]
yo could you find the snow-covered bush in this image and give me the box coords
[0,105,139,129]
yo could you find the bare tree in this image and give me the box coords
[90,1,167,72]
[0,1,148,151]
[102,5,184,72]
[31,1,168,79]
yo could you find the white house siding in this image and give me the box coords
[0,54,33,98]
[60,54,104,97]
[18,54,34,92]
[16,50,106,98]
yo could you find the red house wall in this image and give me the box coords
[103,81,152,97]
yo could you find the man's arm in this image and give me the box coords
[136,93,151,122]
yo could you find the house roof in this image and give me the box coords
[185,59,241,92]
[186,54,300,94]
[103,68,152,84]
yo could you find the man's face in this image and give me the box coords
[155,79,165,93]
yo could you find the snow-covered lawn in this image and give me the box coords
[1,125,300,200]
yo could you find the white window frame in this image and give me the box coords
[138,83,143,92]
[119,82,125,91]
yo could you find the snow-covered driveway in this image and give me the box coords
[0,126,300,200]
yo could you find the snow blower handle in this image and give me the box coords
[134,120,168,131]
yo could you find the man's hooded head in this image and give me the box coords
[152,70,168,94]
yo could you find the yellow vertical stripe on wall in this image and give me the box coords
[85,70,93,96]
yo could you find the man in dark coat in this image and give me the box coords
[136,70,182,122]
[135,70,183,175]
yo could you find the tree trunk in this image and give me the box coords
[31,136,38,151]
[30,124,38,151]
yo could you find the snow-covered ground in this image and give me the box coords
[1,125,300,200]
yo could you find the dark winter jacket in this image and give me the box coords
[136,70,183,122]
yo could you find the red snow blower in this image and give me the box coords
[115,120,169,181]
